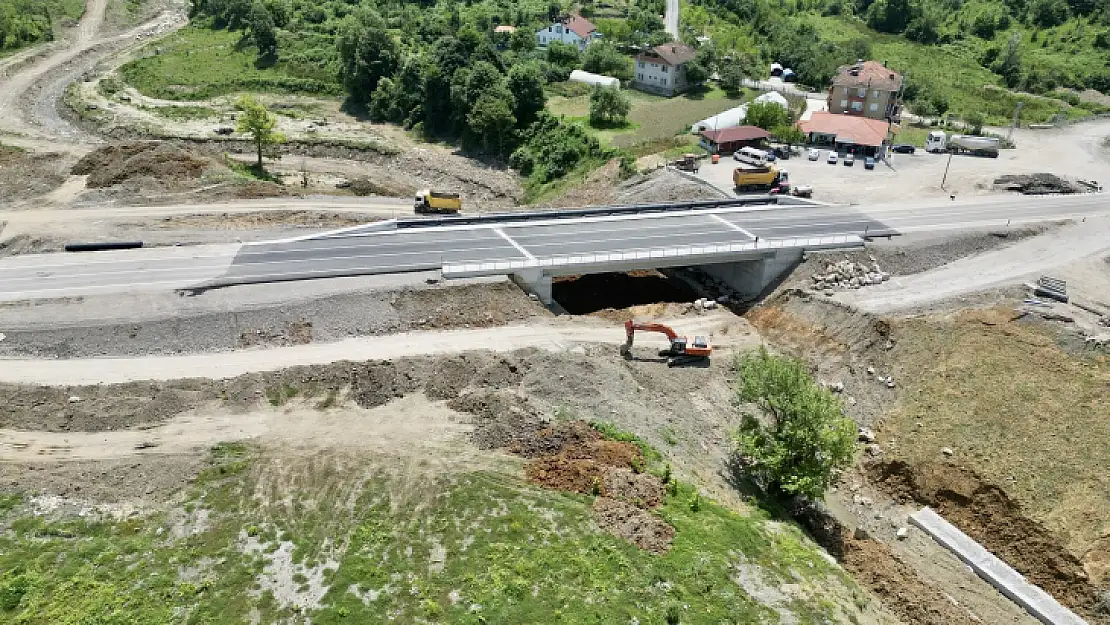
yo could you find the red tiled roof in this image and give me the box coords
[832,60,902,92]
[635,42,696,66]
[700,126,770,143]
[798,112,890,147]
[566,15,597,38]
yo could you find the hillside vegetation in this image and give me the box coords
[0,0,84,52]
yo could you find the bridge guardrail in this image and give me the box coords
[442,235,862,277]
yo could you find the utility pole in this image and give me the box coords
[941,151,953,189]
[1007,101,1022,143]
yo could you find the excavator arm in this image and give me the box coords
[621,320,711,366]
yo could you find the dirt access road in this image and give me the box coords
[0,312,754,385]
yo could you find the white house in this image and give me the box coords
[632,43,697,96]
[569,70,620,89]
[535,15,601,51]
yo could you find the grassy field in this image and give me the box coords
[887,309,1110,563]
[0,441,874,623]
[546,86,751,150]
[119,25,343,100]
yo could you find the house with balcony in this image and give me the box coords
[632,43,698,96]
[827,60,902,121]
[535,15,601,51]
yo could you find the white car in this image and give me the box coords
[827,152,838,164]
[807,148,820,161]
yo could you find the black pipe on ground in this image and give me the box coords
[64,241,144,252]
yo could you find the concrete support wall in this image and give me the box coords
[697,248,803,299]
[511,269,552,305]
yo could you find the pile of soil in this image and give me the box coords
[592,497,675,554]
[616,168,727,204]
[0,233,65,257]
[796,505,982,625]
[0,146,71,203]
[867,460,1105,622]
[72,142,213,189]
[994,173,1083,195]
[345,176,411,198]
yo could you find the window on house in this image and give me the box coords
[662,65,668,73]
[637,74,643,81]
[638,62,644,69]
[851,101,863,111]
[661,78,667,86]
[869,102,878,112]
[840,99,848,109]
[872,90,880,98]
[857,88,866,97]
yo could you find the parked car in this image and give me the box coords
[864,156,875,169]
[807,148,820,161]
[826,152,838,164]
[764,152,777,163]
[891,144,916,154]
[843,153,855,166]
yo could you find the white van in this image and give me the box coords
[925,131,947,153]
[733,146,772,166]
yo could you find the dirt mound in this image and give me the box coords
[72,142,212,189]
[348,361,424,408]
[867,460,1104,622]
[616,168,727,204]
[536,159,624,208]
[0,234,65,257]
[526,455,604,493]
[994,173,1083,195]
[602,466,665,507]
[232,180,289,198]
[393,282,545,330]
[345,176,411,197]
[591,497,675,554]
[0,145,71,203]
[796,505,981,625]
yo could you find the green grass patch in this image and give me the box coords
[119,24,342,100]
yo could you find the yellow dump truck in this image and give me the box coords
[733,166,788,193]
[414,190,462,214]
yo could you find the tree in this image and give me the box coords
[582,41,633,81]
[509,26,536,53]
[468,91,517,155]
[337,9,401,104]
[772,124,806,146]
[235,95,285,168]
[743,100,791,130]
[732,347,856,500]
[966,110,986,134]
[1029,0,1069,26]
[546,41,581,69]
[684,60,710,86]
[507,62,547,128]
[719,64,746,97]
[588,85,631,127]
[247,1,277,61]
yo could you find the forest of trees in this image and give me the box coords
[0,0,78,51]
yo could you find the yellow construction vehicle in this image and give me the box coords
[733,165,788,193]
[414,190,462,214]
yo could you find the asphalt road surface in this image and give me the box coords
[0,194,1106,302]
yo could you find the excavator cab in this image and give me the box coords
[621,320,712,367]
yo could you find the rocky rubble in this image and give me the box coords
[811,257,890,292]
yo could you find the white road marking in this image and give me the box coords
[494,228,536,261]
[711,214,757,239]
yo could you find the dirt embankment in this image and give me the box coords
[0,145,74,202]
[0,281,547,359]
[868,460,1106,623]
[749,291,1110,624]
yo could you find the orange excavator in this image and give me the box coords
[620,320,713,367]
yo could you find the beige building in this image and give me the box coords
[633,43,697,96]
[827,61,902,121]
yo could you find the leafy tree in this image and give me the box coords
[905,13,939,43]
[507,62,547,128]
[422,65,454,135]
[966,110,986,134]
[337,9,401,104]
[743,100,791,130]
[509,26,536,53]
[235,95,285,168]
[732,348,856,500]
[369,77,399,122]
[582,41,633,81]
[450,61,506,138]
[992,32,1024,88]
[247,1,278,62]
[684,59,710,86]
[588,85,631,127]
[719,63,746,97]
[772,124,806,145]
[546,40,581,77]
[1029,0,1069,27]
[866,0,914,33]
[468,91,516,155]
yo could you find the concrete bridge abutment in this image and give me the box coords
[696,248,804,300]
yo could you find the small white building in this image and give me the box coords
[536,15,601,51]
[569,70,620,89]
[632,43,698,96]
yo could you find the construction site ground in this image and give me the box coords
[3,1,1110,623]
